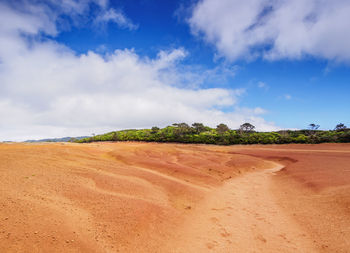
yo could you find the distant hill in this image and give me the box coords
[25,136,90,143]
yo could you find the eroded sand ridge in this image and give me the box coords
[0,142,349,252]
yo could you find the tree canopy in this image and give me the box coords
[335,123,347,131]
[76,122,350,145]
[239,123,255,133]
[308,123,320,130]
[216,123,230,134]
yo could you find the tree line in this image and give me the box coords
[75,122,350,145]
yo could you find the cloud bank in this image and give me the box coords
[0,0,277,141]
[189,0,350,62]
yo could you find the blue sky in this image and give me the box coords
[0,0,349,141]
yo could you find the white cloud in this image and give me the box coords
[0,0,137,34]
[95,8,139,30]
[189,0,350,62]
[0,1,278,141]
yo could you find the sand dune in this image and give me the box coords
[0,142,349,252]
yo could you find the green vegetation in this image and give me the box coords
[76,123,350,145]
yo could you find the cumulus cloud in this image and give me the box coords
[189,0,350,62]
[0,0,278,141]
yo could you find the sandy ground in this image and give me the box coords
[0,142,349,252]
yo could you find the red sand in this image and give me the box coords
[0,142,349,252]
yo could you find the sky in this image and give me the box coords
[0,0,349,141]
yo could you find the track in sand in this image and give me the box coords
[0,142,349,252]
[165,163,317,253]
